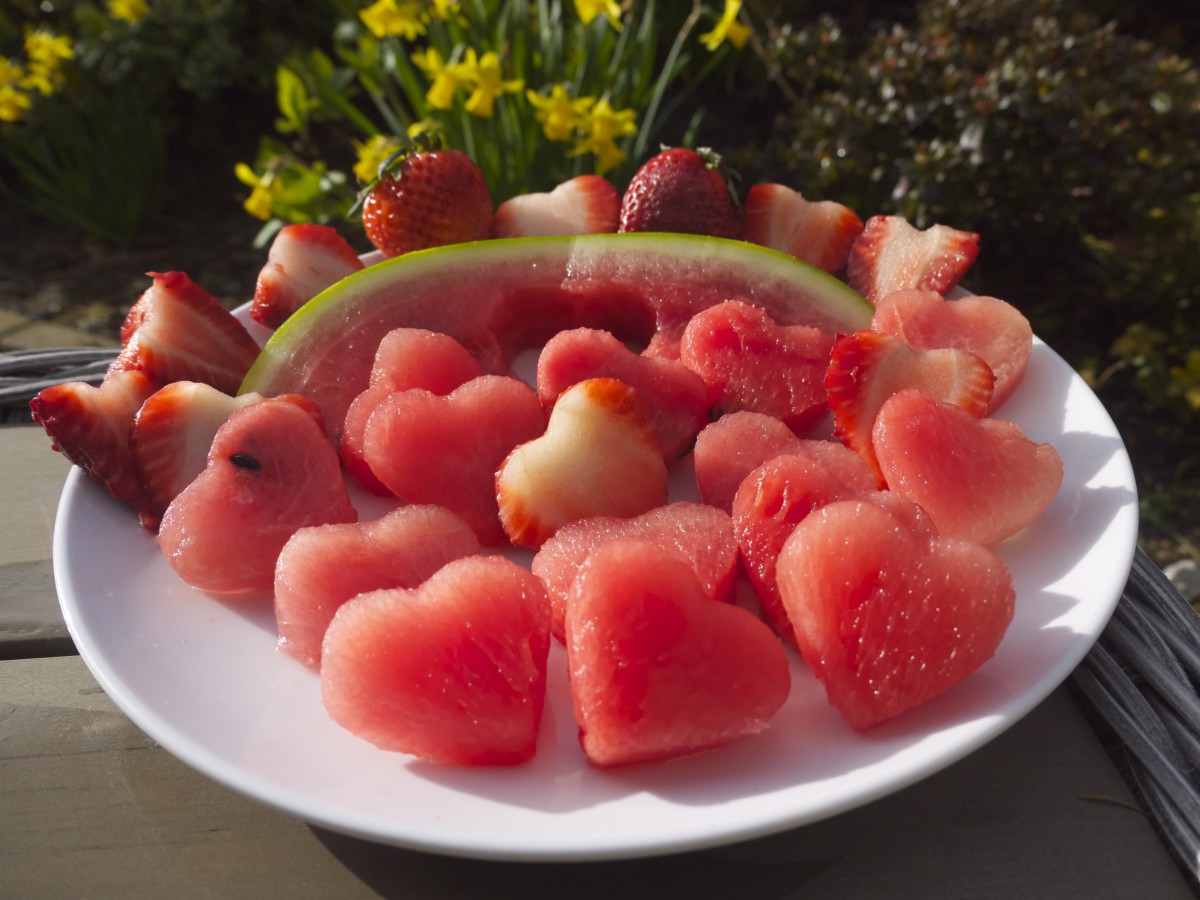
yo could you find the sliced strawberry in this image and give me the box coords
[30,368,158,514]
[741,183,864,274]
[845,215,981,303]
[826,329,995,483]
[250,224,364,329]
[116,271,261,395]
[492,175,620,238]
[496,377,668,549]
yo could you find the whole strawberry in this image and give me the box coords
[618,147,742,239]
[360,148,494,258]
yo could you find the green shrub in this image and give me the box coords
[739,0,1200,554]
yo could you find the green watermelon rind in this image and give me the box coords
[239,233,874,426]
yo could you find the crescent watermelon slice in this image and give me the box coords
[239,234,874,443]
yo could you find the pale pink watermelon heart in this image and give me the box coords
[871,288,1033,412]
[158,398,357,596]
[274,505,481,670]
[362,374,546,545]
[732,452,879,645]
[692,410,879,514]
[340,327,484,494]
[873,388,1064,547]
[777,498,1016,731]
[566,539,791,768]
[321,555,551,766]
[680,299,835,433]
[531,501,738,643]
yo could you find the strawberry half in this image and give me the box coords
[250,223,364,329]
[492,175,620,238]
[741,183,864,274]
[825,329,995,483]
[115,271,261,396]
[30,368,158,514]
[845,215,981,303]
[617,147,742,239]
[360,148,493,258]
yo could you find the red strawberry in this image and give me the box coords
[617,147,742,238]
[30,368,157,514]
[115,271,261,395]
[846,215,981,303]
[128,382,323,532]
[826,329,995,483]
[492,175,620,237]
[250,223,364,329]
[741,183,864,274]
[360,149,493,258]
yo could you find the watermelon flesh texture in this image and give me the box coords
[321,555,551,766]
[566,539,791,767]
[240,234,873,444]
[531,501,738,642]
[776,498,1015,730]
[274,505,481,669]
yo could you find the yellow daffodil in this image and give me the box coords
[427,0,461,21]
[107,0,149,25]
[570,97,637,173]
[234,163,279,220]
[573,0,623,31]
[412,46,462,110]
[700,0,751,51]
[527,84,594,143]
[453,48,523,119]
[353,134,405,182]
[359,0,427,41]
[0,59,31,122]
[20,29,73,96]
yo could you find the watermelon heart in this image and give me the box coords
[872,388,1064,546]
[777,498,1015,731]
[321,555,551,766]
[565,539,790,767]
[274,504,481,669]
[362,374,545,545]
[532,501,738,643]
[680,299,835,433]
[157,398,357,595]
[871,289,1033,412]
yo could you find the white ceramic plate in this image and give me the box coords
[54,327,1138,862]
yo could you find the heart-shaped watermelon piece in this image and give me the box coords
[777,498,1015,730]
[565,539,790,767]
[321,555,551,766]
[362,374,545,545]
[680,299,834,433]
[274,505,481,669]
[340,327,484,494]
[157,397,357,595]
[873,388,1064,546]
[871,289,1033,412]
[531,501,738,642]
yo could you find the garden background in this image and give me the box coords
[1,0,1197,595]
